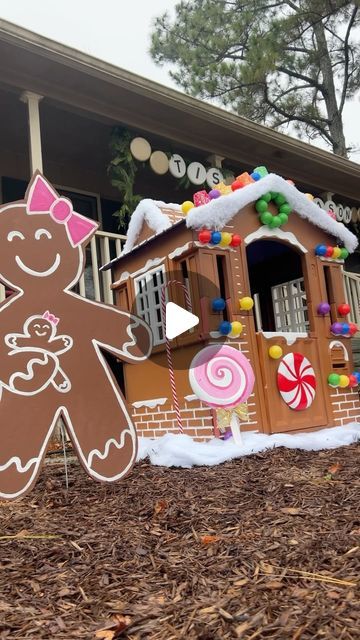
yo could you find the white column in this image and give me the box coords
[20,91,44,174]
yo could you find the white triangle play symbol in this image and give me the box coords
[165,302,199,340]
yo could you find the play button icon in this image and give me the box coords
[165,302,199,340]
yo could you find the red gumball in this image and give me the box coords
[198,229,212,244]
[349,374,358,388]
[338,303,351,316]
[231,180,243,191]
[349,323,358,336]
[325,246,334,257]
[230,234,242,247]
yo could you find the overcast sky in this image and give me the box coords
[0,0,359,162]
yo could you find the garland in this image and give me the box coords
[255,192,292,228]
[108,126,142,228]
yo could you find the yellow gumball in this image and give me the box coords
[305,193,314,200]
[269,345,283,359]
[332,247,341,259]
[219,232,232,247]
[181,200,194,215]
[339,374,349,388]
[239,296,254,311]
[229,321,243,338]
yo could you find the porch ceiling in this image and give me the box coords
[0,19,360,201]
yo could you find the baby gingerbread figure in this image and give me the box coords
[0,173,152,499]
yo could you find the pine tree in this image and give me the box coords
[150,1,360,157]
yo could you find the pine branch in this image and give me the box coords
[339,5,358,114]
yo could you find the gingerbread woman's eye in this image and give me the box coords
[7,231,25,241]
[35,228,52,240]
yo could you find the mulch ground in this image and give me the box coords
[0,443,359,640]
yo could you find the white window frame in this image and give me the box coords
[134,265,166,345]
[271,277,309,333]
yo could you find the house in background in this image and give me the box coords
[0,18,358,327]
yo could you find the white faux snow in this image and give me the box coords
[136,423,360,468]
[244,226,308,253]
[186,173,358,253]
[132,397,167,409]
[120,199,173,255]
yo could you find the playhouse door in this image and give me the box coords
[257,334,328,433]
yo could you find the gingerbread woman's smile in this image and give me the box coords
[15,253,61,277]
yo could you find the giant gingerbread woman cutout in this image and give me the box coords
[0,173,152,499]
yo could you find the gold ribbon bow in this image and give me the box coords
[216,404,248,431]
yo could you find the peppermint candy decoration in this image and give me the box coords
[277,352,316,411]
[189,344,255,409]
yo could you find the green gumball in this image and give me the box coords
[260,211,273,225]
[263,192,272,203]
[278,213,289,225]
[255,199,268,213]
[271,215,282,228]
[340,248,349,260]
[279,203,292,215]
[274,193,286,206]
[328,373,340,387]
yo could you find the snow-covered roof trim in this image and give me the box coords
[121,199,175,255]
[186,173,358,253]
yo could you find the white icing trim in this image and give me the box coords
[329,340,349,361]
[132,397,168,409]
[194,241,235,252]
[261,331,307,345]
[168,242,192,259]
[114,257,165,285]
[244,227,307,253]
[184,394,198,402]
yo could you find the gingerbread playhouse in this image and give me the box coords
[102,168,360,441]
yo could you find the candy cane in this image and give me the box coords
[161,280,192,434]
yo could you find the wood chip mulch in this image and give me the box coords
[0,443,359,639]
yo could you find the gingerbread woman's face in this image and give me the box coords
[0,174,98,292]
[0,205,83,291]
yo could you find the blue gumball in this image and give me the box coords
[354,372,360,384]
[251,171,261,181]
[212,297,226,312]
[342,323,350,335]
[211,231,222,245]
[219,320,232,335]
[315,244,327,256]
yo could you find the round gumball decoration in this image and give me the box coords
[198,229,212,244]
[354,372,360,384]
[231,180,242,191]
[341,323,350,336]
[331,322,343,335]
[317,302,330,315]
[212,298,226,312]
[189,344,255,445]
[181,201,195,215]
[229,321,243,338]
[255,192,292,228]
[340,248,349,260]
[209,189,221,199]
[277,352,316,411]
[325,246,334,258]
[338,303,351,316]
[328,373,340,388]
[332,247,342,259]
[348,374,358,388]
[219,232,232,247]
[219,321,232,335]
[339,375,350,388]
[239,296,254,311]
[269,345,283,359]
[230,234,242,247]
[349,323,359,336]
[211,231,222,245]
[315,245,327,257]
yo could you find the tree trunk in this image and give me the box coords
[313,20,348,157]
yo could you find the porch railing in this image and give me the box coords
[344,270,360,331]
[0,230,126,305]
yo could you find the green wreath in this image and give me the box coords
[255,192,292,228]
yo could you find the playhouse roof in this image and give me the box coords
[104,173,358,270]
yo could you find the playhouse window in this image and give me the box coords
[134,266,166,345]
[272,278,309,333]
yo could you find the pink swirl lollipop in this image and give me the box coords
[189,344,255,409]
